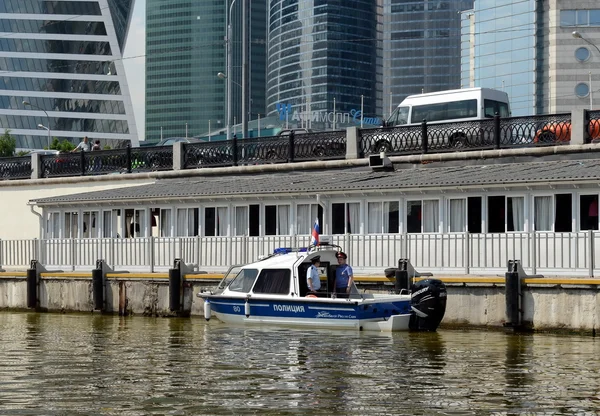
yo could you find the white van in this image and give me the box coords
[375,87,511,150]
[387,87,510,127]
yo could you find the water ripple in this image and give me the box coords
[1,313,599,415]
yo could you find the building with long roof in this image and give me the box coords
[0,0,139,149]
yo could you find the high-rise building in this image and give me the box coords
[383,0,473,119]
[460,0,538,116]
[461,0,600,116]
[145,1,267,142]
[266,0,383,128]
[0,0,138,149]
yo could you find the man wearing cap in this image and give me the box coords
[334,251,354,297]
[307,256,321,293]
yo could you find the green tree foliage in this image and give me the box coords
[0,129,16,157]
[49,137,75,152]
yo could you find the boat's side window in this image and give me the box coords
[253,269,291,295]
[228,268,259,293]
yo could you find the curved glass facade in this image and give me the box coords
[384,0,472,118]
[0,0,137,149]
[266,0,382,128]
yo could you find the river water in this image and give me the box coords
[1,313,599,415]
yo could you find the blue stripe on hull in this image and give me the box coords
[207,297,411,321]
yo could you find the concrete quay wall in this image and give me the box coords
[1,273,600,334]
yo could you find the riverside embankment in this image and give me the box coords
[1,271,599,334]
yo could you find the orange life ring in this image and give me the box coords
[306,294,317,298]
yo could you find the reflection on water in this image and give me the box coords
[1,313,600,415]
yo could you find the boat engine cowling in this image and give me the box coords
[409,279,447,331]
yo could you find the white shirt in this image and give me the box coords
[75,141,91,151]
[306,265,321,291]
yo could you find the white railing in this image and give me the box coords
[0,231,597,276]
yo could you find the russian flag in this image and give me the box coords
[311,219,320,246]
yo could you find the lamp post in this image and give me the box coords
[23,100,51,149]
[221,0,237,141]
[572,31,600,110]
[37,124,50,146]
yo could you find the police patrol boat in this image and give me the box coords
[197,241,447,332]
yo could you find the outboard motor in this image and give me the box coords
[409,279,447,331]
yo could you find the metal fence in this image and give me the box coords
[359,113,573,156]
[0,112,590,181]
[1,231,597,277]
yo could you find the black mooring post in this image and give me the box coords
[395,258,409,294]
[169,260,181,312]
[505,263,521,328]
[92,259,104,311]
[26,260,38,309]
[394,269,409,294]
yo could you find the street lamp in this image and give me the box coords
[37,124,50,147]
[221,0,237,141]
[23,100,51,149]
[572,31,600,110]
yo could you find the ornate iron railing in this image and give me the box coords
[41,152,85,178]
[360,113,574,156]
[502,113,572,146]
[82,149,130,175]
[238,135,290,164]
[360,125,427,156]
[0,156,32,180]
[184,141,235,168]
[130,146,173,171]
[0,112,588,179]
[293,130,346,161]
[587,110,600,143]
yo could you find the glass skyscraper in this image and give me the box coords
[0,0,138,149]
[460,0,537,116]
[384,0,472,118]
[145,1,267,142]
[266,0,383,128]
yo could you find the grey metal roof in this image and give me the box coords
[30,158,600,205]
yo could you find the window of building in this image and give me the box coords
[581,194,599,230]
[367,201,399,233]
[205,207,227,237]
[555,194,572,232]
[533,194,572,232]
[296,203,323,235]
[576,83,590,98]
[448,199,466,232]
[64,212,78,238]
[82,211,99,238]
[468,197,482,233]
[332,202,360,234]
[534,196,552,231]
[176,208,199,237]
[406,200,439,233]
[265,205,290,235]
[102,210,118,238]
[561,9,600,27]
[47,212,60,238]
[575,47,591,62]
[233,205,259,236]
[488,196,524,233]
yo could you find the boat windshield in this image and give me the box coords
[217,265,242,291]
[228,268,259,293]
